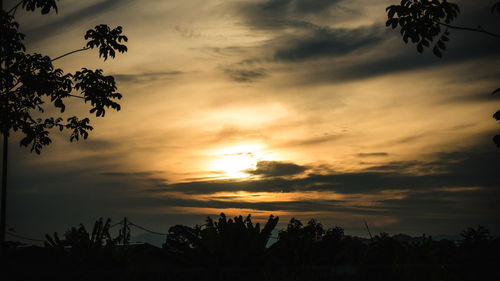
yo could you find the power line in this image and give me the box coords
[128,221,168,236]
[6,231,45,243]
[6,220,281,244]
[110,220,124,228]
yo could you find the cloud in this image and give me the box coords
[113,71,183,83]
[236,0,341,29]
[357,152,389,157]
[246,160,307,177]
[272,25,384,62]
[9,136,500,238]
[261,0,340,14]
[283,134,344,147]
[74,138,116,151]
[223,0,500,84]
[223,67,267,82]
[24,0,133,43]
[154,145,499,196]
[131,144,500,232]
[174,25,202,38]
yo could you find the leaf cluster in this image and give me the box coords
[45,218,115,250]
[493,2,500,14]
[85,25,128,61]
[21,0,58,14]
[44,218,125,266]
[386,0,460,57]
[494,88,500,147]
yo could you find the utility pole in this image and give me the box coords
[1,132,7,251]
[0,0,6,254]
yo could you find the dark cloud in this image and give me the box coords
[293,0,342,14]
[375,186,500,234]
[272,25,384,62]
[261,0,341,15]
[221,0,384,76]
[284,134,344,146]
[226,0,500,83]
[363,160,431,173]
[114,71,183,83]
[237,0,341,29]
[288,37,500,85]
[155,145,499,195]
[357,152,389,157]
[246,161,307,177]
[75,139,116,151]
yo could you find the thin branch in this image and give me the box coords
[2,83,83,100]
[7,0,24,15]
[51,47,90,62]
[439,22,500,39]
[68,94,84,99]
[2,81,21,95]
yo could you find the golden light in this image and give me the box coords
[210,144,270,179]
[212,153,256,178]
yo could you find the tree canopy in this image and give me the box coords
[1,5,127,153]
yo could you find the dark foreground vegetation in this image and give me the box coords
[3,214,500,281]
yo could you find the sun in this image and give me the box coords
[212,153,256,178]
[211,145,266,179]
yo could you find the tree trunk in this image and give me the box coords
[1,132,8,251]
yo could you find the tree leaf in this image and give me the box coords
[494,135,500,147]
[433,45,442,57]
[493,110,500,121]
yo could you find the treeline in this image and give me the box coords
[4,214,500,281]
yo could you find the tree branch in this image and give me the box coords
[439,22,500,39]
[68,94,84,99]
[7,0,24,15]
[2,81,21,95]
[51,47,91,62]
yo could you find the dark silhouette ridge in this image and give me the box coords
[4,214,500,281]
[386,0,500,147]
[1,0,128,251]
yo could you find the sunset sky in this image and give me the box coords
[4,0,500,243]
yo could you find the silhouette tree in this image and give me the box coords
[164,213,279,268]
[272,218,325,265]
[386,0,500,147]
[0,0,128,248]
[458,225,491,246]
[44,217,119,268]
[200,213,278,266]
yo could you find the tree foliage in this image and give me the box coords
[386,0,459,57]
[0,1,128,153]
[164,213,279,266]
[4,214,500,281]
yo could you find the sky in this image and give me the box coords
[3,0,500,244]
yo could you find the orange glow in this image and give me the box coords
[209,144,274,179]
